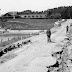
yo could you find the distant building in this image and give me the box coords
[19,14,47,19]
[2,12,20,19]
[2,10,47,19]
[8,11,18,19]
[3,13,13,19]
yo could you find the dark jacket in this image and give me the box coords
[46,30,51,36]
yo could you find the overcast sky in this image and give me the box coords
[0,0,72,14]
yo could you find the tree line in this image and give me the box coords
[1,6,72,19]
[46,6,72,19]
[17,6,72,19]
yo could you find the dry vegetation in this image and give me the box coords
[0,19,58,30]
[0,52,17,64]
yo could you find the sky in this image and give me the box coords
[0,0,72,14]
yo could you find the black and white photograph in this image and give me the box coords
[0,0,72,72]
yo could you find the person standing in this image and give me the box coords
[66,26,69,33]
[46,29,51,42]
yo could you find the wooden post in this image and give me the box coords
[21,36,22,40]
[18,36,19,39]
[8,38,9,41]
[1,38,3,43]
[14,37,15,39]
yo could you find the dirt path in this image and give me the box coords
[0,19,71,72]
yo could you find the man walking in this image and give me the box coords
[46,29,51,42]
